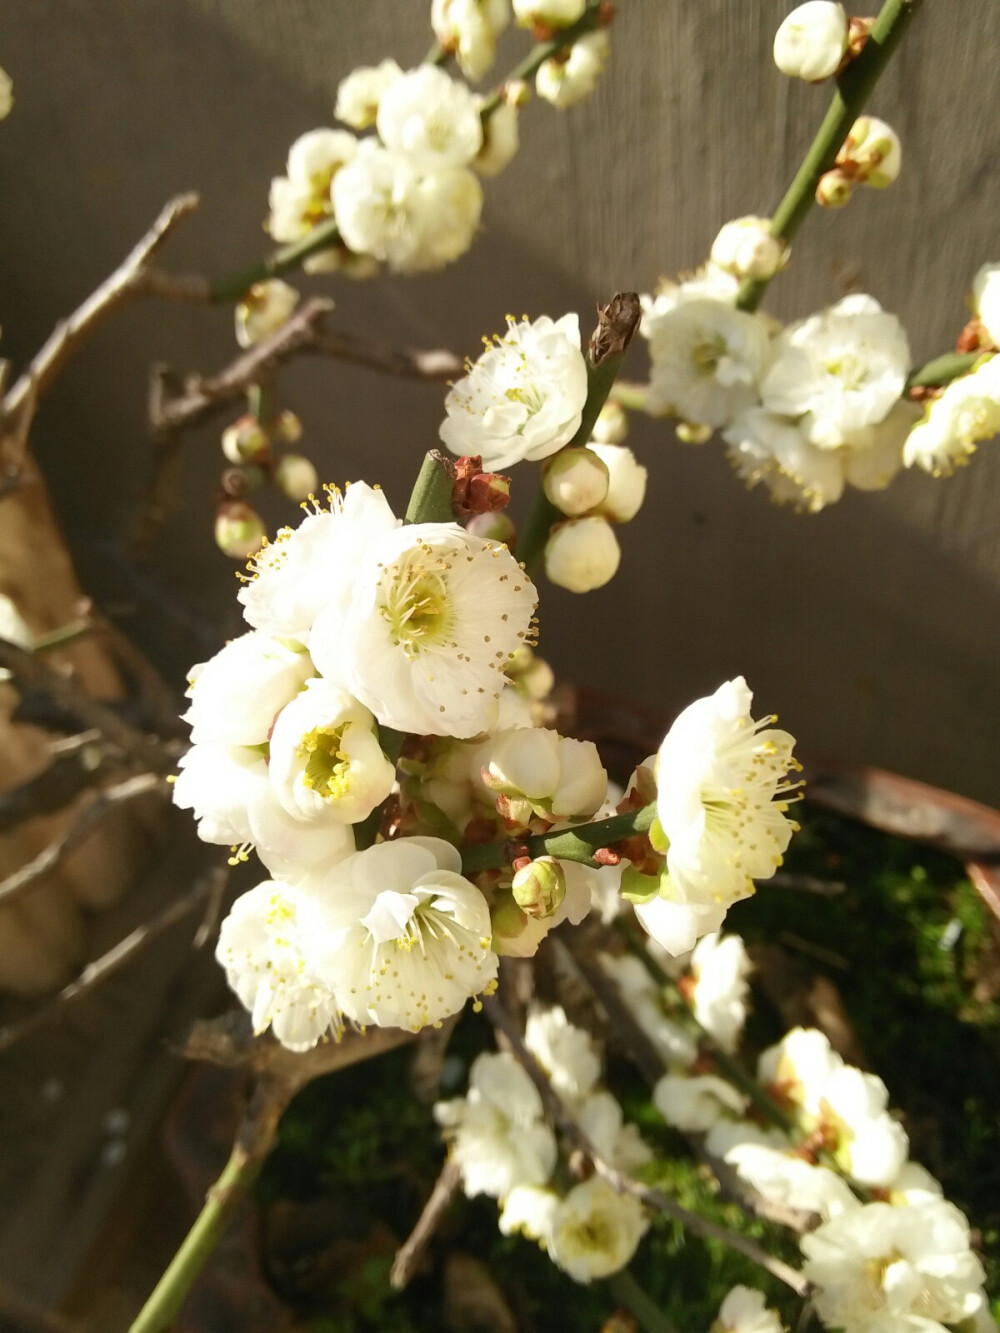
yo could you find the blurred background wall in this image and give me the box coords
[1,0,998,801]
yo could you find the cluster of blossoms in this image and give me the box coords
[265,4,610,277]
[435,1005,652,1283]
[441,312,648,591]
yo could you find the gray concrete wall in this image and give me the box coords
[1,1,999,801]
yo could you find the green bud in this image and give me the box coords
[275,453,319,502]
[215,501,266,559]
[815,168,853,209]
[467,511,517,544]
[221,415,269,464]
[271,409,303,444]
[511,856,566,919]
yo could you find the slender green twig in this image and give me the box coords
[461,800,655,874]
[736,0,925,313]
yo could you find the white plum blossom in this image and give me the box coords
[238,481,399,643]
[216,880,343,1051]
[267,679,395,826]
[840,398,920,491]
[773,3,848,82]
[712,1286,787,1333]
[723,1141,860,1221]
[688,932,752,1053]
[598,952,699,1068]
[643,298,771,428]
[635,896,729,959]
[182,632,312,747]
[267,129,358,244]
[473,99,520,176]
[652,676,800,923]
[544,516,621,592]
[524,1004,601,1103]
[578,1090,654,1172]
[761,295,910,448]
[478,726,608,820]
[498,1184,560,1239]
[588,443,648,522]
[711,217,786,282]
[440,313,588,469]
[435,1050,558,1198]
[172,741,269,849]
[376,65,483,172]
[234,280,299,349]
[513,0,586,27]
[546,1177,649,1283]
[334,59,403,130]
[242,784,357,880]
[821,1064,910,1187]
[903,354,1000,475]
[757,1027,843,1118]
[536,31,610,108]
[310,519,537,738]
[887,1162,945,1207]
[431,0,511,81]
[801,1200,988,1332]
[315,837,498,1030]
[972,262,1000,347]
[332,142,483,274]
[653,1072,748,1132]
[723,408,846,512]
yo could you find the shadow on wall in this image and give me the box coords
[0,1,998,802]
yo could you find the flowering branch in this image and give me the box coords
[460,798,656,874]
[735,0,925,314]
[482,993,811,1297]
[904,349,980,390]
[478,1,608,119]
[516,291,641,571]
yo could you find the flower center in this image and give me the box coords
[299,724,352,801]
[381,554,454,657]
[693,336,726,376]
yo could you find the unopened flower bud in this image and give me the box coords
[676,421,712,444]
[544,516,621,593]
[710,216,786,281]
[513,0,586,27]
[490,889,531,951]
[591,399,629,445]
[773,2,848,81]
[816,168,853,209]
[504,78,531,107]
[474,101,520,178]
[221,415,270,465]
[840,115,901,188]
[221,464,267,497]
[519,655,556,702]
[588,444,648,523]
[215,501,266,559]
[271,409,303,444]
[511,857,566,919]
[234,279,299,348]
[275,453,319,502]
[452,456,512,517]
[0,67,12,120]
[542,447,610,516]
[467,511,517,544]
[972,263,1000,349]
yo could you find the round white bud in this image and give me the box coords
[544,517,621,593]
[815,168,853,209]
[972,263,1000,348]
[588,444,648,523]
[513,0,586,26]
[773,2,848,82]
[215,502,266,559]
[710,216,786,281]
[542,447,610,515]
[234,280,299,349]
[591,399,629,445]
[512,857,566,919]
[274,454,319,502]
[221,416,269,465]
[842,116,902,188]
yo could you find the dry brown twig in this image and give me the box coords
[0,863,229,1056]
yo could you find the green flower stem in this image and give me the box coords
[405,449,457,524]
[905,349,979,390]
[460,800,656,875]
[607,1268,682,1333]
[32,620,92,653]
[129,1136,265,1333]
[735,0,925,314]
[513,488,562,575]
[478,3,605,119]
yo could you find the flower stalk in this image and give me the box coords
[735,0,925,314]
[461,799,656,874]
